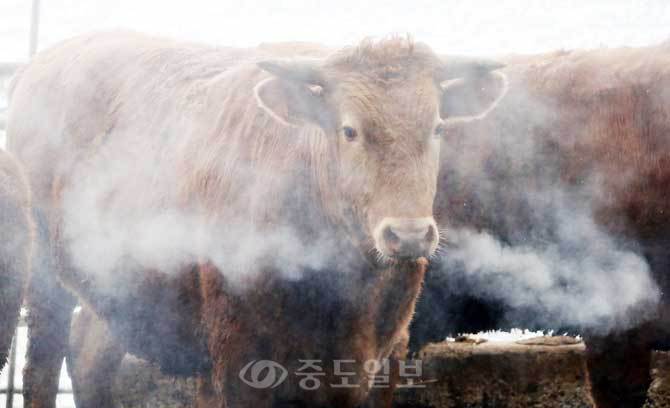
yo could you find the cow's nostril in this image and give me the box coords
[383,226,400,245]
[425,224,436,244]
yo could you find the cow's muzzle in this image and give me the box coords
[374,217,439,260]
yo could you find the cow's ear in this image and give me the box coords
[436,57,508,131]
[254,59,333,128]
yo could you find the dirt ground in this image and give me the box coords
[111,337,670,407]
[395,337,592,408]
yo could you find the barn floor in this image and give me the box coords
[102,336,670,408]
[3,333,670,406]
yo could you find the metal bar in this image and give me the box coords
[29,0,41,57]
[5,333,17,408]
[1,389,72,394]
[0,63,21,77]
[1,63,21,132]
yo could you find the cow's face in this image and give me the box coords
[328,74,443,261]
[256,39,507,262]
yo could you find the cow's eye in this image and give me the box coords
[342,126,358,142]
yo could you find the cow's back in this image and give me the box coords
[438,43,670,242]
[6,32,257,207]
[5,32,338,376]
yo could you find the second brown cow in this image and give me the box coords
[411,42,670,408]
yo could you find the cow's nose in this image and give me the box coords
[376,217,438,259]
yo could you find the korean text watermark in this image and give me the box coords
[239,358,425,390]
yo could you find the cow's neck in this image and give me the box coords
[365,259,427,355]
[236,255,426,359]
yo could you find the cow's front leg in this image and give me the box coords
[195,374,227,408]
[67,307,125,408]
[221,350,277,408]
[584,325,654,408]
[23,210,77,408]
[364,336,408,408]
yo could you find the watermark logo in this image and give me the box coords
[239,359,425,390]
[239,360,289,389]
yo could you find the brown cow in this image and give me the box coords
[6,32,506,407]
[409,43,670,408]
[0,148,32,374]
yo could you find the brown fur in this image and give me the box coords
[197,258,426,407]
[67,308,124,408]
[0,149,32,372]
[8,32,503,407]
[435,43,670,407]
[439,45,670,238]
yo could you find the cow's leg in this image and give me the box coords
[584,325,654,408]
[0,260,23,371]
[220,354,275,408]
[0,187,32,372]
[364,336,408,408]
[23,209,76,408]
[584,240,670,408]
[67,307,125,408]
[198,264,275,408]
[363,356,401,408]
[196,375,226,408]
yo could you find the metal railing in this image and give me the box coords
[3,322,19,408]
[0,63,21,77]
[1,313,74,408]
[1,3,55,408]
[0,0,40,133]
[29,0,41,58]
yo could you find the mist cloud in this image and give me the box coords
[442,200,660,332]
[434,72,662,334]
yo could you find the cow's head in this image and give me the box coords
[255,38,507,263]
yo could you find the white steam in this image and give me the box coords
[441,189,660,332]
[434,74,663,333]
[58,133,339,291]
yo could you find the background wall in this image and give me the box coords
[2,0,670,64]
